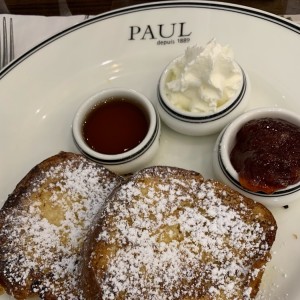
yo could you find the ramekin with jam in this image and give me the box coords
[213,107,300,207]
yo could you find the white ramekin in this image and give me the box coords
[157,56,250,136]
[213,107,300,207]
[72,88,161,174]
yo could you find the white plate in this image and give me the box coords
[0,1,299,299]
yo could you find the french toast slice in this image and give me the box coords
[0,152,123,300]
[81,166,277,300]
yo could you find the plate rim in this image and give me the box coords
[0,0,299,80]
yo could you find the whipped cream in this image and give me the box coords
[165,39,243,113]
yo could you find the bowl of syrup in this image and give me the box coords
[72,88,161,174]
[213,107,300,207]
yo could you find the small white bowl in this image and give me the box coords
[213,107,300,207]
[157,57,250,136]
[72,88,161,174]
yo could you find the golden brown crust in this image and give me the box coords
[81,166,205,299]
[81,166,277,300]
[0,152,123,300]
[204,179,277,299]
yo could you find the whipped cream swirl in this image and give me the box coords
[165,39,243,113]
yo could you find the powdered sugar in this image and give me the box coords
[92,167,276,300]
[0,153,121,299]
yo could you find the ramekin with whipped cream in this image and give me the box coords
[157,39,250,136]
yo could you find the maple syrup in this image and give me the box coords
[82,97,149,155]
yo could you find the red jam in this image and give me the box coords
[82,97,149,155]
[230,118,300,194]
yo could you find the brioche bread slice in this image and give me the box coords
[0,152,123,299]
[81,166,277,300]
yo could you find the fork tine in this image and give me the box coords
[0,26,2,70]
[0,17,14,70]
[2,17,8,67]
[9,18,14,62]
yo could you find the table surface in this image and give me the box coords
[0,0,299,16]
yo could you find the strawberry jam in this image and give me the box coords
[230,118,300,194]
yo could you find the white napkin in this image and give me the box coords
[0,14,86,59]
[285,14,300,24]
